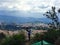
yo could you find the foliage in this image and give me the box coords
[31,30,60,44]
[58,9,60,13]
[0,32,6,40]
[55,37,60,45]
[31,33,44,44]
[43,7,60,44]
[44,30,60,44]
[0,32,6,45]
[0,33,26,45]
[44,7,59,29]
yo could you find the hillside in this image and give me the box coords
[0,15,52,24]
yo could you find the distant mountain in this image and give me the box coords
[0,15,52,24]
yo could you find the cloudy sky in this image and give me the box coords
[0,0,60,18]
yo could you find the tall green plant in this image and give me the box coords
[44,7,59,29]
[1,33,26,45]
[31,33,44,44]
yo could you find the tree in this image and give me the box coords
[58,9,60,13]
[43,7,59,29]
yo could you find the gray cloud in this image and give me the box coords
[0,0,59,18]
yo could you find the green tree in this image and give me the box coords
[44,7,59,29]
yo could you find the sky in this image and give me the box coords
[0,0,60,18]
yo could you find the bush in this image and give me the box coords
[1,33,26,45]
[0,32,6,39]
[31,33,44,44]
[0,32,6,45]
[55,37,60,45]
[44,30,60,44]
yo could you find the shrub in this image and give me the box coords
[31,33,44,44]
[1,33,26,45]
[0,32,6,40]
[44,30,60,44]
[55,37,60,45]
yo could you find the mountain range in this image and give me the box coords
[0,15,52,24]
